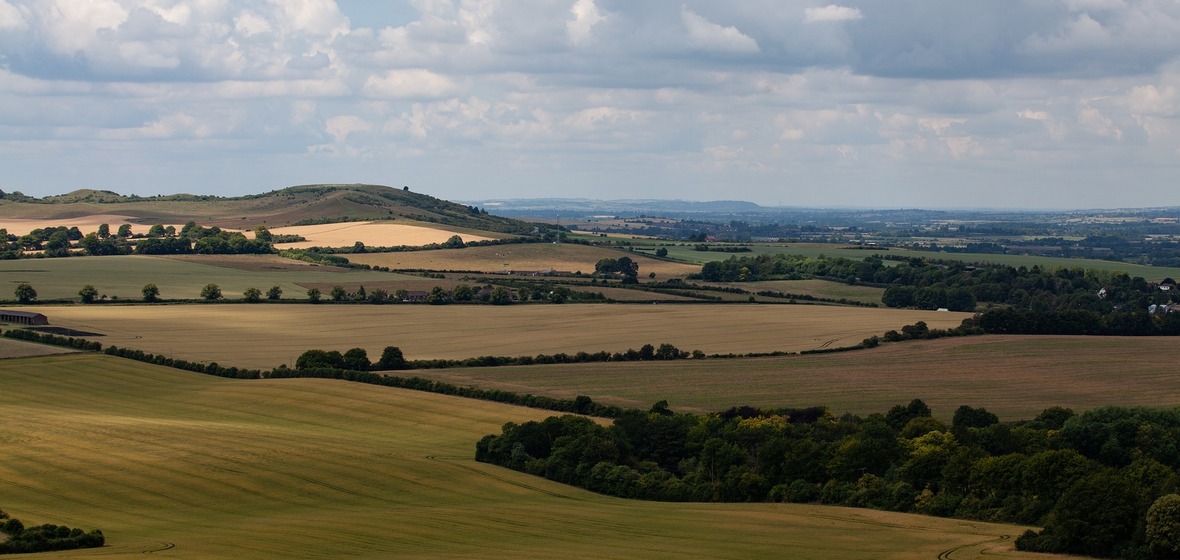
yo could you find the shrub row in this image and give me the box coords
[0,511,104,555]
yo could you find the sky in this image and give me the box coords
[1,1,1180,209]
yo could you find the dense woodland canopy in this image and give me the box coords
[478,402,1180,559]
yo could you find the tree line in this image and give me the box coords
[477,401,1180,559]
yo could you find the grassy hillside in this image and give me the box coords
[0,353,1066,559]
[0,184,544,233]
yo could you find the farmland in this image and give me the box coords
[11,303,971,370]
[347,242,699,278]
[408,335,1180,420]
[0,353,1069,559]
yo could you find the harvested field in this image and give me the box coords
[14,304,970,370]
[0,353,1059,559]
[270,221,496,249]
[411,335,1180,420]
[348,243,699,278]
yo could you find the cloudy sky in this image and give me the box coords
[2,0,1179,209]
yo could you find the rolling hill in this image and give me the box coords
[0,184,548,234]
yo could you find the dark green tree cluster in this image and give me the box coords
[295,346,407,370]
[595,256,639,284]
[478,402,1180,558]
[0,510,104,554]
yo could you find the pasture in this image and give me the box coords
[0,353,1066,559]
[0,254,403,301]
[347,243,699,278]
[411,335,1180,420]
[10,304,971,370]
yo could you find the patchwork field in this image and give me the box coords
[270,221,497,249]
[9,304,970,370]
[348,243,699,278]
[0,254,404,301]
[411,335,1180,420]
[0,353,1069,559]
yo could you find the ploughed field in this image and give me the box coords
[0,353,1069,559]
[410,335,1180,420]
[14,304,970,370]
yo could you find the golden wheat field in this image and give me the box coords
[10,304,970,370]
[0,353,1072,559]
[270,221,495,249]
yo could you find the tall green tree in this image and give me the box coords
[13,282,36,303]
[201,283,222,300]
[142,284,160,302]
[78,285,98,303]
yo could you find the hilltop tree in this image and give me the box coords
[14,282,36,303]
[142,284,160,302]
[243,287,262,302]
[266,285,283,300]
[306,287,322,302]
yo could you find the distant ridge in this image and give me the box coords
[464,198,765,214]
[0,184,547,234]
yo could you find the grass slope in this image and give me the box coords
[0,353,1064,559]
[408,335,1180,420]
[13,304,970,369]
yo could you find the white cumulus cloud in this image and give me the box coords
[804,5,863,23]
[681,6,759,54]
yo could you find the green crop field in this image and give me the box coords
[348,243,699,278]
[0,255,406,301]
[0,353,1067,559]
[10,303,971,370]
[408,335,1180,421]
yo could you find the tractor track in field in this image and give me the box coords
[937,534,1011,559]
[426,455,581,501]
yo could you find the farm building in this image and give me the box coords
[0,310,48,325]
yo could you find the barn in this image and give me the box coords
[0,310,49,325]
